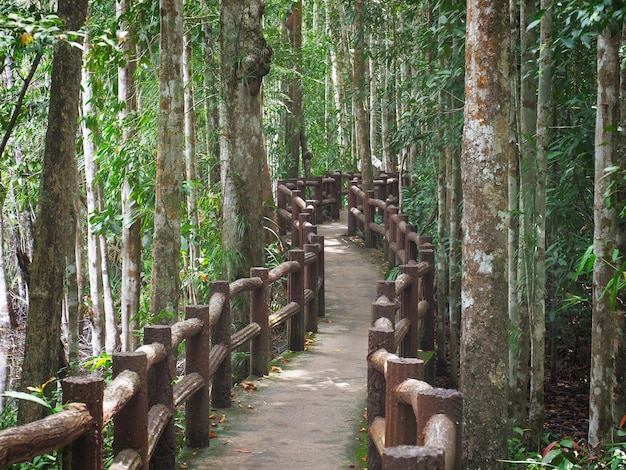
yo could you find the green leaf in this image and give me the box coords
[2,391,51,410]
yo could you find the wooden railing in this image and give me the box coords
[0,231,325,468]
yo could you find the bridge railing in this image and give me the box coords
[0,232,325,469]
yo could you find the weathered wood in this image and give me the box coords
[311,234,325,318]
[231,322,262,350]
[396,378,432,413]
[394,318,411,350]
[400,264,421,358]
[269,302,300,328]
[0,403,92,468]
[250,267,270,377]
[103,369,141,425]
[208,343,229,379]
[170,317,203,350]
[417,300,430,321]
[113,351,148,470]
[394,272,412,295]
[173,372,204,408]
[382,445,445,470]
[367,325,394,470]
[62,376,104,470]
[210,281,231,408]
[385,357,423,447]
[207,291,227,329]
[288,249,305,351]
[110,448,142,470]
[144,325,175,469]
[184,305,210,447]
[371,294,396,327]
[268,260,301,283]
[369,416,386,457]
[135,342,167,371]
[423,414,457,470]
[304,243,319,334]
[229,276,264,297]
[374,316,393,330]
[369,348,397,374]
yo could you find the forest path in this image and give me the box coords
[178,210,385,470]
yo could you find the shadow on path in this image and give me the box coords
[178,211,385,469]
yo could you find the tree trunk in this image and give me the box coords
[220,0,273,324]
[18,0,88,424]
[460,0,511,465]
[353,0,373,190]
[0,193,11,410]
[149,0,184,321]
[286,1,303,179]
[589,25,620,447]
[528,0,551,445]
[183,35,199,305]
[118,0,140,352]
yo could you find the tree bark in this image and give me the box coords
[460,0,511,465]
[220,0,273,324]
[18,0,88,424]
[150,0,184,321]
[589,25,620,447]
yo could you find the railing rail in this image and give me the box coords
[0,213,325,469]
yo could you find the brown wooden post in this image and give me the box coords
[277,179,287,235]
[371,292,396,328]
[405,223,418,263]
[113,352,149,470]
[304,243,319,333]
[185,305,210,448]
[385,357,424,448]
[400,264,420,358]
[144,325,175,469]
[210,281,232,408]
[376,280,395,301]
[311,234,325,318]
[314,176,323,223]
[416,388,463,470]
[348,180,357,236]
[291,189,302,247]
[250,268,270,377]
[364,190,376,248]
[288,249,305,351]
[382,446,445,470]
[396,214,409,265]
[332,172,341,216]
[418,244,435,353]
[387,206,398,267]
[298,212,309,249]
[62,377,104,470]
[367,325,395,470]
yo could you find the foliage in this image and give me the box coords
[504,428,626,469]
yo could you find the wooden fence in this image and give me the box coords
[0,218,325,469]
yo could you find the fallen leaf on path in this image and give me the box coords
[334,349,340,353]
[321,319,331,323]
[219,415,227,423]
[240,381,257,391]
[179,463,188,469]
[209,413,217,419]
[209,431,218,439]
[235,449,252,453]
[358,427,366,433]
[271,366,282,373]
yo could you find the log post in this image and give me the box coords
[382,446,445,470]
[210,281,232,408]
[314,176,323,223]
[348,180,357,236]
[288,249,305,351]
[304,243,319,333]
[400,264,420,358]
[144,325,174,469]
[387,206,398,267]
[185,305,210,448]
[291,189,302,247]
[250,267,270,377]
[332,172,341,217]
[396,214,409,265]
[113,352,149,470]
[311,234,325,318]
[385,357,424,448]
[61,377,104,470]
[277,179,287,235]
[418,244,435,354]
[405,223,418,263]
[371,293,396,328]
[367,325,395,470]
[364,190,375,248]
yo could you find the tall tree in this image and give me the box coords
[286,1,304,179]
[589,23,620,447]
[149,0,184,321]
[219,0,273,322]
[18,0,88,424]
[460,0,511,465]
[117,0,141,351]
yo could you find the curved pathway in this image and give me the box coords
[178,211,384,469]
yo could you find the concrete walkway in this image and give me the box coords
[178,211,384,469]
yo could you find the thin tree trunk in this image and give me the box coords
[589,25,620,447]
[0,196,11,410]
[118,0,140,351]
[183,35,199,305]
